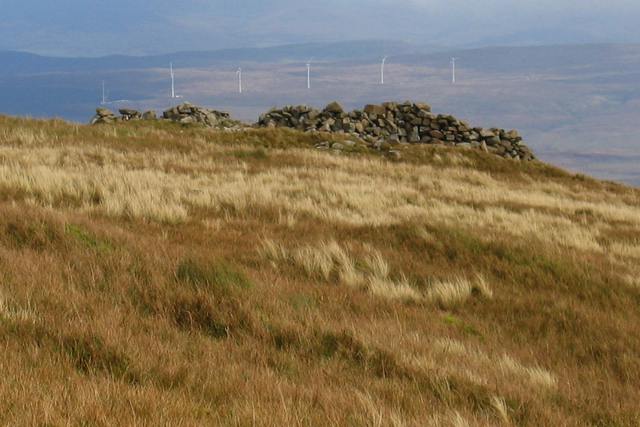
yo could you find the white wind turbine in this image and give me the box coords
[451,57,457,84]
[170,62,176,98]
[168,62,183,99]
[381,56,388,85]
[99,81,130,105]
[237,67,243,94]
[101,81,107,105]
[306,58,312,89]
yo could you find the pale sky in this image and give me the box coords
[1,0,638,55]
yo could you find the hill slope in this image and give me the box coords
[0,116,639,425]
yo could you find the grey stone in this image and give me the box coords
[430,130,445,139]
[479,129,496,139]
[142,110,157,120]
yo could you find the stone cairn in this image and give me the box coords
[90,103,241,129]
[91,101,535,160]
[257,101,535,160]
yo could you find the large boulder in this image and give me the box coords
[323,101,344,114]
[364,104,386,116]
[90,108,118,125]
[142,110,157,120]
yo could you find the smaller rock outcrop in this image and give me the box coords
[162,103,240,128]
[90,103,242,129]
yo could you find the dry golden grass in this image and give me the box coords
[261,239,423,302]
[426,275,492,308]
[0,115,640,425]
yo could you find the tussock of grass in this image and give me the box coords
[499,355,558,390]
[170,293,232,338]
[428,338,558,393]
[427,275,493,308]
[621,273,640,289]
[0,292,35,324]
[490,396,511,424]
[261,239,423,301]
[367,275,422,302]
[60,334,140,383]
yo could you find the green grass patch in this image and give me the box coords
[443,314,483,338]
[65,224,113,252]
[316,330,404,378]
[171,294,230,339]
[289,293,317,311]
[5,220,61,250]
[176,259,253,291]
[231,148,268,160]
[60,334,140,384]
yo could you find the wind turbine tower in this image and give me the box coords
[381,56,388,85]
[306,59,312,90]
[101,81,107,105]
[170,62,176,98]
[237,68,243,94]
[451,57,457,84]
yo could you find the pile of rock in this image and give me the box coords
[90,103,242,129]
[119,109,142,121]
[162,103,241,128]
[90,108,119,125]
[257,101,534,160]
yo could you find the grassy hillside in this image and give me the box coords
[0,116,639,426]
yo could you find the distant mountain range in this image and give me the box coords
[5,42,639,76]
[0,41,442,75]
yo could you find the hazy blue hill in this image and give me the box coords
[396,44,640,73]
